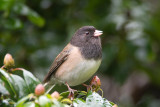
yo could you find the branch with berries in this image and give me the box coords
[0,53,117,107]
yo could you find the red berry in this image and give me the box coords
[35,84,45,96]
[51,91,60,99]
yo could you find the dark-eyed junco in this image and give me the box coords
[43,26,103,92]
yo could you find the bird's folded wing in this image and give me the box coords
[43,44,72,83]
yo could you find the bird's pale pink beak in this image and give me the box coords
[94,30,103,37]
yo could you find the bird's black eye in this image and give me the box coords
[85,32,89,35]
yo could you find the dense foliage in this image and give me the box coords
[0,54,117,107]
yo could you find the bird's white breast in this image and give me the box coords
[66,59,101,86]
[55,46,101,86]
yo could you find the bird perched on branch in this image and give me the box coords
[43,26,103,97]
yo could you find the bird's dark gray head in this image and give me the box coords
[75,26,96,38]
[70,26,103,60]
[70,26,103,47]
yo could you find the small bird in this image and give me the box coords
[43,26,103,94]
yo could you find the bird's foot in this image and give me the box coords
[65,82,77,100]
[83,84,92,91]
[83,76,101,92]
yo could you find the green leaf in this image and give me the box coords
[109,101,116,106]
[73,92,113,107]
[16,94,32,107]
[10,74,30,99]
[21,68,40,93]
[0,79,9,95]
[45,94,52,99]
[61,98,72,104]
[3,18,23,29]
[28,11,45,27]
[0,69,17,100]
[52,100,65,107]
[60,91,69,98]
[76,91,87,98]
[0,0,14,10]
[23,102,37,107]
[39,95,52,107]
[86,92,112,107]
[74,98,85,103]
[86,90,92,97]
[73,98,86,107]
[13,3,30,15]
[12,3,45,27]
[0,98,15,107]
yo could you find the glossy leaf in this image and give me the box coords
[52,99,67,107]
[39,95,52,107]
[0,69,17,100]
[73,92,113,107]
[0,0,13,10]
[86,90,92,97]
[13,3,30,15]
[60,91,70,98]
[86,92,112,107]
[10,74,30,99]
[0,98,15,107]
[61,98,72,104]
[73,98,86,107]
[28,11,45,27]
[16,94,32,107]
[3,18,23,29]
[21,68,40,93]
[0,79,9,95]
[23,102,37,107]
[109,101,117,106]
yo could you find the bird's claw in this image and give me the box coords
[83,84,92,91]
[65,82,77,100]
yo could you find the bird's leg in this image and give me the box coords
[83,84,92,91]
[65,82,77,100]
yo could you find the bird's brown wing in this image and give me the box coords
[43,44,72,83]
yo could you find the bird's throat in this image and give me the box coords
[79,43,102,60]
